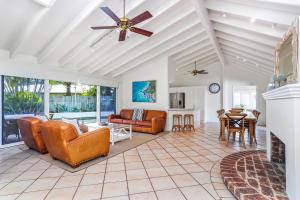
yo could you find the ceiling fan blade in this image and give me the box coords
[197,70,206,73]
[91,26,117,30]
[200,72,209,74]
[130,11,153,26]
[119,30,127,41]
[130,27,153,37]
[100,7,121,23]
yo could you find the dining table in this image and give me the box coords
[219,111,257,144]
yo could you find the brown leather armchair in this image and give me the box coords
[18,117,48,154]
[40,121,110,168]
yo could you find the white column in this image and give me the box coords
[96,86,100,124]
[44,80,50,116]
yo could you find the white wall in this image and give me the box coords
[223,64,269,125]
[169,62,222,122]
[118,56,169,113]
[0,56,117,87]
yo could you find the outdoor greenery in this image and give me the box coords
[3,77,44,115]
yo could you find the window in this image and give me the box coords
[49,81,97,124]
[100,86,117,122]
[233,86,256,110]
[1,76,44,145]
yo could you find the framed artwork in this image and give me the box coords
[274,18,298,84]
[132,80,156,103]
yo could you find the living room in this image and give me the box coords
[0,0,300,200]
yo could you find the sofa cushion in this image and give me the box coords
[110,119,123,124]
[123,120,136,125]
[144,110,166,121]
[136,120,152,127]
[120,109,134,120]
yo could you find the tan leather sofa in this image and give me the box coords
[18,117,48,154]
[40,121,110,168]
[108,109,167,134]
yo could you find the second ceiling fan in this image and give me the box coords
[91,0,153,41]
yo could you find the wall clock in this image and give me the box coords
[209,83,221,94]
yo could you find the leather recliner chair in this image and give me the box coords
[40,120,110,168]
[18,117,48,154]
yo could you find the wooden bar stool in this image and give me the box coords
[183,114,195,132]
[172,114,183,132]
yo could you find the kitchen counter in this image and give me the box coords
[168,108,195,111]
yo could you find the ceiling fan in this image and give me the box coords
[91,0,153,41]
[188,61,208,76]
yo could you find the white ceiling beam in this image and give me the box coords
[224,52,274,73]
[228,57,272,77]
[222,46,274,68]
[176,50,216,67]
[33,0,56,7]
[178,54,218,70]
[82,2,195,72]
[189,0,225,67]
[219,42,274,62]
[227,56,272,75]
[59,0,148,67]
[10,8,49,58]
[171,39,210,61]
[218,38,274,56]
[229,60,270,78]
[209,12,285,38]
[175,45,214,64]
[99,22,205,75]
[37,0,106,63]
[217,33,274,55]
[221,0,300,15]
[214,23,278,47]
[206,0,296,26]
[110,31,205,77]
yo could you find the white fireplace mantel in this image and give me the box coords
[263,83,300,200]
[263,84,300,100]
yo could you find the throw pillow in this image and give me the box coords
[132,109,144,121]
[62,118,82,134]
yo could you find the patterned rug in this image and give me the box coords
[21,131,169,172]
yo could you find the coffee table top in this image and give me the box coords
[86,123,131,130]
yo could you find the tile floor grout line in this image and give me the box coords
[135,144,158,200]
[71,167,87,200]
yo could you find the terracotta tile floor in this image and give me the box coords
[0,123,267,200]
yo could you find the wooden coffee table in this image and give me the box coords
[86,123,132,145]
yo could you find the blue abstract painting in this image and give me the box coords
[132,81,156,103]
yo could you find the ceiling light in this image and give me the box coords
[222,13,227,18]
[256,63,260,67]
[250,18,256,23]
[176,68,179,72]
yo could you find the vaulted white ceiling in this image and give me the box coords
[0,0,299,78]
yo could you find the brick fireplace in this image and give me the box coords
[263,84,300,200]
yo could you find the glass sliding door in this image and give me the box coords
[100,86,116,122]
[49,81,97,124]
[1,76,44,145]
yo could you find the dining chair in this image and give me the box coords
[252,110,261,144]
[226,113,247,148]
[217,109,225,139]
